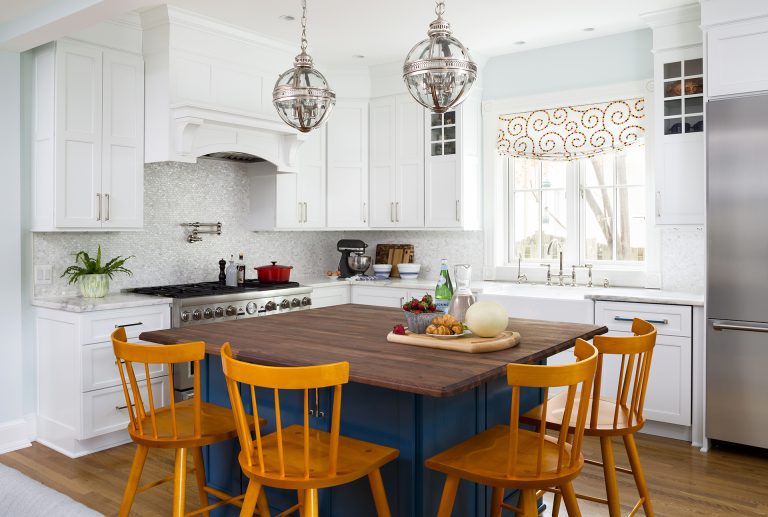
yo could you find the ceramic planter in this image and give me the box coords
[80,274,109,298]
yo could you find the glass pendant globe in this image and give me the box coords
[273,53,336,133]
[403,17,477,113]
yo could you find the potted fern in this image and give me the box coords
[61,246,134,298]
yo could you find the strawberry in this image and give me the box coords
[429,304,436,311]
[393,324,406,335]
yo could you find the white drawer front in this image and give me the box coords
[81,376,168,439]
[311,285,350,309]
[82,305,170,344]
[595,301,691,337]
[350,286,408,308]
[82,341,167,392]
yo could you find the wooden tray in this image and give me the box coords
[386,330,521,353]
[375,244,414,278]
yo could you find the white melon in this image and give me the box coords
[465,301,509,338]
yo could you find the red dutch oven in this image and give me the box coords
[254,261,293,283]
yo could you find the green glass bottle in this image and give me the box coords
[435,259,454,314]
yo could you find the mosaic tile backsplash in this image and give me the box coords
[33,160,485,297]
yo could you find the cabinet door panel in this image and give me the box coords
[55,41,102,227]
[102,49,144,229]
[425,158,460,227]
[369,99,397,227]
[708,19,768,97]
[395,96,424,227]
[275,172,301,228]
[351,286,408,308]
[299,128,326,228]
[327,102,369,228]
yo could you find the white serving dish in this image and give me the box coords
[397,263,421,278]
[373,264,392,279]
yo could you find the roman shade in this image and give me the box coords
[497,97,646,161]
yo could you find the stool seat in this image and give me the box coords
[239,424,399,490]
[425,424,583,489]
[521,392,645,437]
[130,399,263,448]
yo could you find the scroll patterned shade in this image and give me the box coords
[497,98,646,161]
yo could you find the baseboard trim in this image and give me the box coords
[0,418,33,454]
[639,420,692,442]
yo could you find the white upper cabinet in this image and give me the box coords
[327,101,369,228]
[28,40,144,231]
[707,18,768,98]
[369,95,425,228]
[275,128,326,229]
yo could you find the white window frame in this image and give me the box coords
[482,80,661,288]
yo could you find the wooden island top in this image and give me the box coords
[140,304,607,398]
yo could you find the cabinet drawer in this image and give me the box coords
[595,301,691,338]
[311,285,350,309]
[80,376,168,439]
[350,286,408,308]
[81,305,170,344]
[82,341,167,392]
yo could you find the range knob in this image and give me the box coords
[291,298,301,308]
[301,297,312,307]
[180,310,191,322]
[214,307,225,318]
[225,305,237,316]
[280,299,291,310]
[265,301,277,312]
[192,309,203,321]
[203,308,213,319]
[246,302,258,315]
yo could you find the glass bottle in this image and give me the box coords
[237,253,246,286]
[435,259,454,314]
[225,255,238,287]
[448,264,476,322]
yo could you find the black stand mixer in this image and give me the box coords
[337,239,369,278]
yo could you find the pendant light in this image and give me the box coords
[273,0,335,133]
[403,0,477,113]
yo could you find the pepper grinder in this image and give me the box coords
[218,258,227,285]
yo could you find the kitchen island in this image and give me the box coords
[141,304,607,517]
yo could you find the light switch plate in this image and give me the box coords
[35,265,52,285]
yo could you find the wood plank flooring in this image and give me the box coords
[2,434,768,516]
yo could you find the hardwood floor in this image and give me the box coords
[1,434,768,516]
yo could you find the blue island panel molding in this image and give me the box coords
[201,355,542,517]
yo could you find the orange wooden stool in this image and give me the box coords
[521,318,657,516]
[425,340,599,517]
[220,342,399,517]
[111,328,267,517]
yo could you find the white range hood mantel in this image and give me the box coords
[141,5,305,172]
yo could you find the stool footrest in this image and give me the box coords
[274,503,301,517]
[500,501,523,513]
[584,457,634,475]
[628,497,645,517]
[137,467,196,494]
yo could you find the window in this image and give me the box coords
[507,146,646,266]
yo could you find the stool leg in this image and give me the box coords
[551,491,563,517]
[368,468,392,517]
[623,433,654,517]
[600,436,622,517]
[118,444,149,517]
[436,476,460,517]
[305,489,319,517]
[191,447,209,517]
[172,447,188,517]
[490,487,504,517]
[256,489,271,517]
[519,489,538,517]
[241,479,262,517]
[560,482,581,517]
[297,490,305,517]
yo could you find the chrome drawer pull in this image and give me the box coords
[115,403,135,411]
[115,322,143,328]
[614,316,668,325]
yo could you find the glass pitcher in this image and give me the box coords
[448,264,476,322]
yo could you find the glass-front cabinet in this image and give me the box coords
[663,57,704,135]
[429,111,457,156]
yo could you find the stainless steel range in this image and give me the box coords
[130,280,313,400]
[131,280,313,328]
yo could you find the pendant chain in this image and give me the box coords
[300,0,308,52]
[435,0,446,18]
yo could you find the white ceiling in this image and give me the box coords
[165,0,696,66]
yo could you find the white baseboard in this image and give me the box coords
[639,420,692,442]
[0,418,33,454]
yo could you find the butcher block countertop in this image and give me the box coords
[140,304,607,398]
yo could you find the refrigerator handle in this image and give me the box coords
[711,321,768,333]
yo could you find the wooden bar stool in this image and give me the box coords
[220,342,399,517]
[426,340,599,517]
[111,328,268,517]
[521,318,657,516]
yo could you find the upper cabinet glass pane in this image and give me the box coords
[664,80,682,98]
[684,58,703,76]
[684,78,704,96]
[664,62,682,79]
[431,113,441,127]
[665,99,682,117]
[685,96,703,114]
[431,127,442,142]
[444,111,456,125]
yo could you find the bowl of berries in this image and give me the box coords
[401,294,440,334]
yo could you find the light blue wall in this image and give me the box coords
[482,29,653,100]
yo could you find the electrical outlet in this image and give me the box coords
[35,265,53,285]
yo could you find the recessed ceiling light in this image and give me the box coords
[278,14,295,21]
[353,54,366,59]
[514,41,526,45]
[583,27,596,32]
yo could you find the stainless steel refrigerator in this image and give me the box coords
[707,93,768,449]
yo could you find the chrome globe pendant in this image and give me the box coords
[273,0,335,133]
[403,0,477,113]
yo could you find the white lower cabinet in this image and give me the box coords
[351,286,409,308]
[311,285,351,309]
[36,303,171,457]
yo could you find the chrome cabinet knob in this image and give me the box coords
[301,297,312,307]
[246,302,258,315]
[192,309,202,321]
[203,308,213,319]
[280,299,291,309]
[265,301,277,311]
[214,307,225,318]
[180,310,191,322]
[225,305,237,316]
[291,298,301,308]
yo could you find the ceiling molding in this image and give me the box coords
[641,3,701,29]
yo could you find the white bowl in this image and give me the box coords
[373,264,392,273]
[399,272,419,279]
[397,263,421,274]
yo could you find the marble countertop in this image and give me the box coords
[296,276,704,306]
[32,293,173,312]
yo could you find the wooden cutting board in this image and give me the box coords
[386,330,521,353]
[375,244,414,278]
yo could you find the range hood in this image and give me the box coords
[140,6,305,172]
